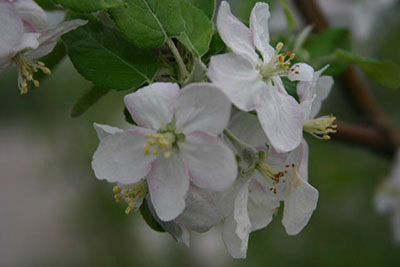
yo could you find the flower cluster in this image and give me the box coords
[0,0,86,94]
[90,1,336,258]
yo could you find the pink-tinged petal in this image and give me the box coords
[92,130,156,184]
[217,1,259,65]
[14,0,47,31]
[208,53,266,111]
[288,63,314,82]
[13,32,41,54]
[93,123,123,140]
[26,19,87,60]
[250,2,275,63]
[282,175,318,235]
[147,153,190,221]
[228,111,268,148]
[309,76,334,118]
[124,82,179,130]
[176,185,223,233]
[176,83,231,135]
[0,1,24,58]
[256,89,304,153]
[180,131,237,191]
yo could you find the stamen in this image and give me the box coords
[143,132,176,158]
[113,180,147,215]
[13,54,52,94]
[304,114,337,140]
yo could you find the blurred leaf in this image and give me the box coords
[279,0,296,29]
[336,49,400,89]
[186,0,215,19]
[306,28,351,58]
[53,0,124,12]
[109,0,185,49]
[282,77,299,102]
[140,199,165,233]
[62,17,158,90]
[35,41,66,82]
[177,0,214,57]
[71,86,111,117]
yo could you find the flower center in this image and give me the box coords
[143,121,185,159]
[13,53,51,94]
[303,114,337,140]
[258,42,296,82]
[255,161,295,194]
[113,179,148,215]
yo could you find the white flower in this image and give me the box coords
[220,111,318,258]
[207,1,314,153]
[297,65,336,140]
[92,82,237,222]
[375,148,400,244]
[0,0,86,94]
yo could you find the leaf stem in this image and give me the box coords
[166,38,189,82]
[223,129,258,165]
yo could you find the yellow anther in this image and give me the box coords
[147,138,157,146]
[113,186,122,194]
[114,194,123,203]
[153,148,159,155]
[143,132,176,157]
[143,145,151,155]
[125,206,133,215]
[164,151,172,158]
[276,42,284,51]
[304,114,337,140]
[33,80,40,87]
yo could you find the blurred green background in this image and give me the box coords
[1,0,400,266]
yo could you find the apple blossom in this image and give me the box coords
[297,65,337,140]
[375,148,400,243]
[220,111,318,258]
[0,0,86,94]
[92,82,237,222]
[208,1,314,153]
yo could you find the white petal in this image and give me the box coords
[93,123,123,140]
[234,180,252,242]
[297,65,330,102]
[282,175,319,235]
[208,53,266,111]
[222,216,248,259]
[15,32,40,52]
[228,111,268,148]
[250,2,275,62]
[180,131,237,191]
[177,185,223,233]
[247,179,279,231]
[309,76,334,118]
[176,83,231,135]
[288,63,314,82]
[0,1,24,58]
[392,209,400,244]
[14,0,47,31]
[26,19,87,60]
[124,82,179,130]
[92,130,156,184]
[298,139,309,181]
[217,1,259,65]
[256,89,304,153]
[147,153,190,221]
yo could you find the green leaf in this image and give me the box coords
[109,0,185,49]
[185,0,215,19]
[35,0,61,10]
[306,28,351,58]
[279,0,296,29]
[336,50,400,89]
[282,77,299,102]
[177,0,214,57]
[203,33,226,64]
[140,199,165,232]
[53,0,124,12]
[71,86,111,117]
[62,18,158,91]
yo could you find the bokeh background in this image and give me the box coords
[1,0,400,266]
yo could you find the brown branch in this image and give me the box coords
[293,0,400,156]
